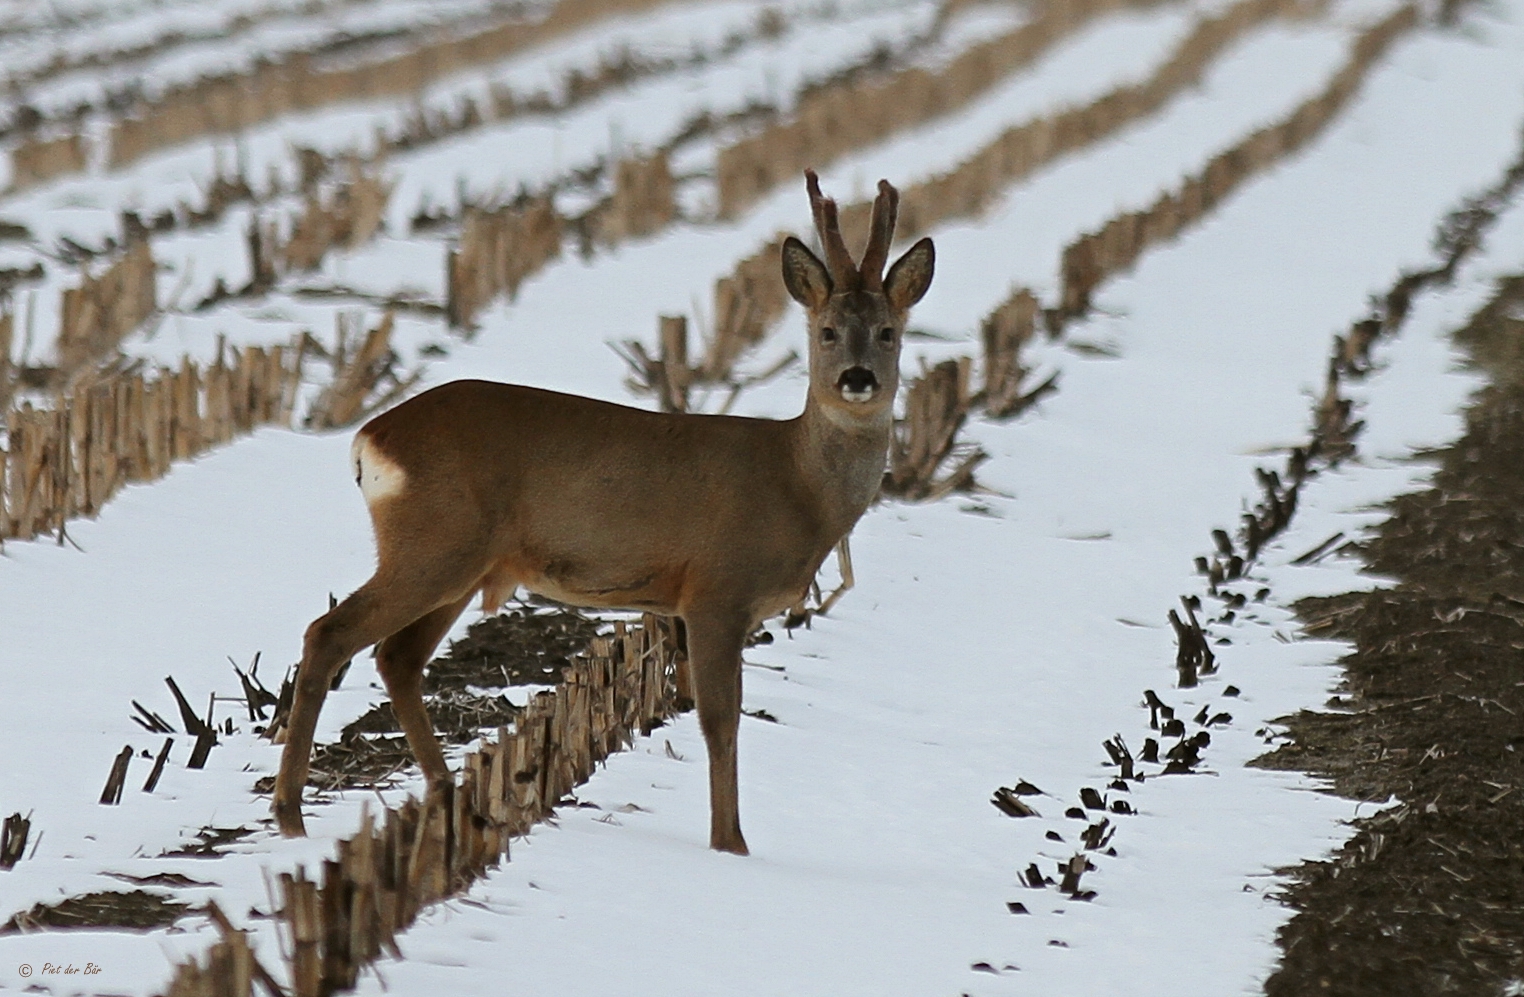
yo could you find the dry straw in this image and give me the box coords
[0,306,417,545]
[7,132,87,191]
[696,0,1310,388]
[0,340,301,541]
[1058,2,1417,315]
[887,1,1417,500]
[278,166,392,274]
[884,356,986,500]
[57,240,158,377]
[0,158,407,546]
[980,288,1044,418]
[715,0,1168,219]
[444,150,676,329]
[445,195,563,329]
[106,0,688,170]
[234,163,393,299]
[159,616,685,997]
[0,309,13,413]
[305,312,420,431]
[590,151,677,246]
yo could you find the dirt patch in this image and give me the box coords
[293,606,608,790]
[1,891,192,933]
[158,825,259,858]
[1255,275,1524,994]
[426,605,605,691]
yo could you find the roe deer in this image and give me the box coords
[273,171,934,853]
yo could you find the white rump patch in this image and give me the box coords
[352,434,406,504]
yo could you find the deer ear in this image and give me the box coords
[884,237,934,311]
[781,236,833,310]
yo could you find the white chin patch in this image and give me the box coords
[839,385,876,403]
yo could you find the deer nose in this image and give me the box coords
[837,366,878,402]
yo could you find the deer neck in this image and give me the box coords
[793,388,893,536]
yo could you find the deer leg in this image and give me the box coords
[274,568,479,837]
[684,609,750,855]
[375,593,474,794]
[816,536,855,617]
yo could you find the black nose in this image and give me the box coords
[837,367,878,394]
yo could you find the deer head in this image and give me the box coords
[781,171,935,424]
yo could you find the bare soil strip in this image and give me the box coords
[1255,276,1524,993]
[2,890,191,934]
[985,29,1524,913]
[299,607,603,790]
[1004,81,1524,975]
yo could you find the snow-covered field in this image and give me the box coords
[4,0,1524,992]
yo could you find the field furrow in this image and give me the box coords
[0,0,533,129]
[2,0,1524,994]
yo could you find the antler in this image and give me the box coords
[858,179,899,291]
[803,172,901,292]
[805,169,860,290]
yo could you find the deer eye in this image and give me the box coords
[820,327,837,344]
[878,327,895,343]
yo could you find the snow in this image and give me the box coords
[3,0,1524,993]
[1,0,529,119]
[3,0,939,363]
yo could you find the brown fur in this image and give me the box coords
[273,174,934,854]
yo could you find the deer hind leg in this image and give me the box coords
[274,562,483,837]
[375,592,474,793]
[684,608,751,855]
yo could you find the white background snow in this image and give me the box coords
[3,0,1524,993]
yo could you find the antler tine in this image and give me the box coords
[805,169,859,289]
[858,179,899,291]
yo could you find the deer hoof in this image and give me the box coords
[274,800,308,838]
[711,832,749,856]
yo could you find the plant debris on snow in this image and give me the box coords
[284,606,609,791]
[1,891,192,934]
[1256,274,1524,994]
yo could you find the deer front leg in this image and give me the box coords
[816,537,855,617]
[684,609,750,855]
